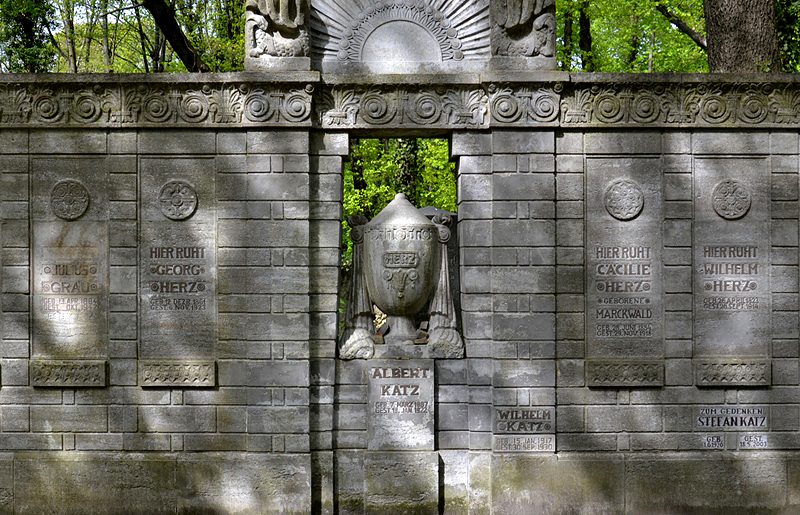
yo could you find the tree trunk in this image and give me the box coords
[141,0,210,72]
[562,8,573,71]
[60,1,78,73]
[101,0,111,72]
[627,16,639,68]
[579,1,593,71]
[397,138,418,206]
[704,0,779,72]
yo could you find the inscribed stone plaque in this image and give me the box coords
[367,359,434,451]
[493,406,555,453]
[139,223,216,359]
[492,435,555,453]
[32,222,109,359]
[739,434,768,449]
[701,434,724,449]
[586,158,663,383]
[695,406,768,431]
[493,406,554,434]
[693,158,770,384]
[139,158,216,362]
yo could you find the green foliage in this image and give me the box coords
[176,0,245,72]
[0,0,56,72]
[557,0,708,73]
[341,138,456,270]
[44,0,244,73]
[777,0,800,72]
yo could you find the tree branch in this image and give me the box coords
[140,0,210,72]
[654,3,707,50]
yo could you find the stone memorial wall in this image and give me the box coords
[0,2,799,514]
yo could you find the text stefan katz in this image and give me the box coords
[696,406,768,429]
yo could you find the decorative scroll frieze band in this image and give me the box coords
[587,360,664,387]
[2,79,800,129]
[0,83,313,127]
[695,360,771,386]
[30,360,107,387]
[139,360,216,387]
[558,82,800,128]
[317,86,489,129]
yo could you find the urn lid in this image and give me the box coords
[369,193,435,227]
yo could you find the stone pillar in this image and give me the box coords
[309,131,350,514]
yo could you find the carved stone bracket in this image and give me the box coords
[30,360,107,387]
[587,360,664,388]
[139,360,217,387]
[695,360,771,387]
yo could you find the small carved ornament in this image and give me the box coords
[246,0,309,57]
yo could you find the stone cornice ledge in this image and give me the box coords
[0,72,799,129]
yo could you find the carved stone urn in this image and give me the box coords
[340,194,463,359]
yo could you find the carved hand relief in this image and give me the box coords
[491,0,556,57]
[712,179,751,220]
[51,180,90,220]
[604,179,644,221]
[159,180,198,220]
[246,0,309,57]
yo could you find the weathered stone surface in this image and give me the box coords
[491,455,624,513]
[364,451,439,514]
[585,157,664,364]
[14,455,176,515]
[626,455,787,513]
[176,454,311,514]
[694,157,771,367]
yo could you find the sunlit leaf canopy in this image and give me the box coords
[0,0,244,72]
[1,0,799,73]
[558,0,708,72]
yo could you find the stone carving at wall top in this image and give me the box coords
[1,79,800,129]
[246,0,310,59]
[491,0,556,59]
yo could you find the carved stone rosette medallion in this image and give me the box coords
[712,179,751,220]
[604,179,644,221]
[159,180,198,220]
[50,179,90,220]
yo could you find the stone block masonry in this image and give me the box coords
[0,71,800,513]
